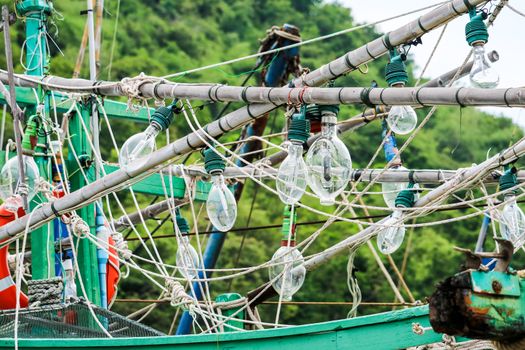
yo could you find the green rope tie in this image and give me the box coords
[395,183,416,208]
[385,52,408,87]
[499,167,518,194]
[203,147,226,174]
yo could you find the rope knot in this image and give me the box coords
[165,279,196,311]
[119,73,166,112]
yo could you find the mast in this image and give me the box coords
[15,0,55,281]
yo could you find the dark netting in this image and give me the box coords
[0,301,164,338]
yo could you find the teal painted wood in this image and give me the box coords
[0,87,154,122]
[99,165,211,200]
[0,306,451,349]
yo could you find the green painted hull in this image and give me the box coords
[0,306,450,349]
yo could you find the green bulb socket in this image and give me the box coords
[319,104,340,117]
[385,54,408,87]
[150,105,175,131]
[203,147,226,175]
[281,205,297,242]
[305,104,321,122]
[499,168,518,193]
[176,214,190,234]
[288,117,310,144]
[395,188,415,208]
[465,13,488,46]
[21,116,39,152]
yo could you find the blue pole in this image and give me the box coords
[176,25,300,335]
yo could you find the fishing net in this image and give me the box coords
[0,301,164,338]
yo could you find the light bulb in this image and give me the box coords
[386,106,417,135]
[118,124,160,170]
[268,246,305,301]
[499,194,525,244]
[62,259,77,300]
[469,45,499,89]
[176,236,200,280]
[0,155,40,202]
[276,142,308,205]
[305,114,351,205]
[377,210,406,254]
[206,174,237,231]
[382,166,408,209]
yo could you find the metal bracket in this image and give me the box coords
[455,239,514,272]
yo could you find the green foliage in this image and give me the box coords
[2,0,522,335]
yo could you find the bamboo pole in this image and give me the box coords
[0,0,488,240]
[171,166,525,185]
[6,72,524,109]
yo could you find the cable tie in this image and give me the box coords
[241,86,251,104]
[382,32,394,51]
[415,87,426,107]
[360,88,375,108]
[365,44,376,59]
[299,86,309,104]
[338,88,345,104]
[267,87,278,106]
[50,202,60,218]
[455,87,466,108]
[503,88,512,107]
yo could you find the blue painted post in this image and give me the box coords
[176,25,301,335]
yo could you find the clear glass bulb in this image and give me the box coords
[176,236,200,280]
[382,166,408,209]
[276,142,308,205]
[470,45,499,89]
[499,195,525,245]
[377,210,406,254]
[305,117,352,205]
[386,106,417,135]
[268,246,305,301]
[63,259,77,300]
[118,124,160,170]
[0,155,40,202]
[206,174,237,232]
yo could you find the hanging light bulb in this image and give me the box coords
[0,115,41,210]
[498,168,525,245]
[377,184,415,254]
[305,105,352,206]
[119,102,177,171]
[465,9,499,89]
[469,45,499,88]
[175,210,200,279]
[384,51,417,135]
[268,206,305,301]
[380,119,408,208]
[0,155,40,203]
[276,109,310,205]
[204,148,237,232]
